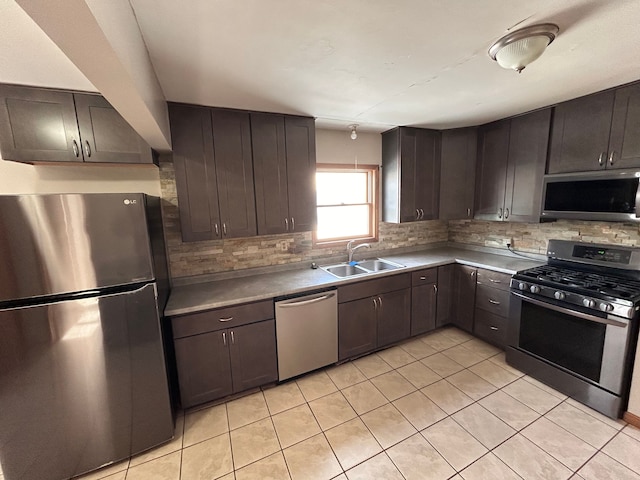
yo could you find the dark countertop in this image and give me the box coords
[165,245,544,316]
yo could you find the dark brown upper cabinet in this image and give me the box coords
[382,127,441,223]
[548,83,640,173]
[0,84,153,165]
[251,113,316,235]
[169,104,256,242]
[439,128,477,220]
[475,109,551,222]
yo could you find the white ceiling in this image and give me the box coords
[2,0,640,133]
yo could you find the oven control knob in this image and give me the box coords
[599,302,614,312]
[518,282,528,291]
[554,291,565,301]
[530,285,541,294]
[583,298,596,308]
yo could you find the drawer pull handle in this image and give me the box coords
[230,331,235,344]
[433,284,438,294]
[219,317,234,322]
[489,279,501,284]
[490,326,499,331]
[420,276,427,280]
[488,299,501,305]
[222,332,227,346]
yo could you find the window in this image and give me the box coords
[315,164,378,244]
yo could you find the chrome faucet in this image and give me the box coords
[347,240,371,263]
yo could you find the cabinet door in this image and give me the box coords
[439,128,477,220]
[251,113,289,235]
[398,128,420,222]
[377,288,411,347]
[285,116,316,232]
[548,91,615,173]
[169,104,221,242]
[452,265,476,332]
[229,320,278,392]
[211,109,257,238]
[609,83,640,169]
[474,120,510,221]
[338,297,377,361]
[436,265,454,327]
[0,85,81,163]
[411,284,437,336]
[503,109,551,223]
[74,94,152,164]
[174,331,232,408]
[414,129,441,220]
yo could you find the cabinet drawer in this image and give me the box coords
[172,300,274,338]
[475,284,510,317]
[338,273,411,303]
[473,308,508,348]
[411,268,438,285]
[476,269,511,292]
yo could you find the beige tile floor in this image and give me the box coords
[76,326,640,480]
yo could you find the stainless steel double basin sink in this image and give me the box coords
[321,258,405,278]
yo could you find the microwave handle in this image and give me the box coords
[511,291,629,328]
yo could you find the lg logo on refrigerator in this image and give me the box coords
[123,199,138,205]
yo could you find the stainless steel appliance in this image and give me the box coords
[542,169,640,222]
[275,290,338,380]
[507,239,640,418]
[0,193,173,480]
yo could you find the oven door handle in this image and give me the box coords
[511,291,629,328]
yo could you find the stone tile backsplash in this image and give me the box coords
[448,219,640,253]
[160,159,447,279]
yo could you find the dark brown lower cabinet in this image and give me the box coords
[473,269,512,347]
[411,268,438,335]
[436,265,454,327]
[337,273,411,361]
[173,319,277,409]
[338,298,377,360]
[452,265,477,332]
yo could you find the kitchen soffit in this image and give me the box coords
[1,0,640,133]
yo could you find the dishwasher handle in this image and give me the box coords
[277,292,336,308]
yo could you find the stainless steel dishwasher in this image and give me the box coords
[275,289,338,381]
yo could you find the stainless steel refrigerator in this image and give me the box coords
[0,193,174,480]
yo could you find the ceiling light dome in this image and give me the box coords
[489,23,559,73]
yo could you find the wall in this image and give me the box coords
[0,155,161,196]
[448,219,640,252]
[160,129,447,279]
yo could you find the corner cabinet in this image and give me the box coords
[0,84,153,165]
[548,82,640,173]
[475,109,551,222]
[338,273,411,360]
[169,104,257,241]
[171,300,277,409]
[382,127,441,222]
[251,113,316,235]
[439,128,477,220]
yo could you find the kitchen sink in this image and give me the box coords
[321,258,404,278]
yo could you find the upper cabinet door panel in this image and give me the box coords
[548,90,614,173]
[284,116,316,233]
[399,129,418,222]
[609,83,640,169]
[251,113,289,235]
[474,120,510,221]
[0,85,81,163]
[74,94,152,164]
[169,104,220,242]
[414,129,441,220]
[505,109,551,223]
[211,109,257,238]
[440,128,477,220]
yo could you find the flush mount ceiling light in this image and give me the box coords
[348,124,358,140]
[489,23,559,73]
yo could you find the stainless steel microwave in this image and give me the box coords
[541,169,640,222]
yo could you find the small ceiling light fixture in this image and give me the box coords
[349,124,358,140]
[489,23,559,73]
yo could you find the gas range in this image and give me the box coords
[511,240,640,319]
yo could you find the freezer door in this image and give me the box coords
[0,193,154,302]
[0,283,173,480]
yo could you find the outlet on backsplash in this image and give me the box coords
[277,241,288,251]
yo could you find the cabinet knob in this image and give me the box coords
[488,299,501,305]
[433,284,438,294]
[285,218,289,231]
[416,209,420,220]
[230,331,235,344]
[419,209,424,219]
[504,208,509,219]
[609,151,616,166]
[291,217,295,231]
[222,332,227,346]
[223,223,227,235]
[598,152,605,166]
[219,317,233,322]
[467,208,471,217]
[84,140,92,157]
[72,139,80,157]
[372,298,378,309]
[498,207,503,219]
[490,326,499,331]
